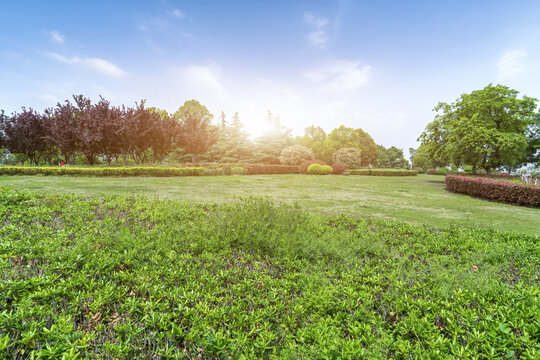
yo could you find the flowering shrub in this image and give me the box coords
[349,169,417,176]
[332,148,362,169]
[241,164,299,175]
[299,160,326,174]
[445,174,540,207]
[330,163,345,175]
[279,145,314,165]
[427,169,437,175]
[307,164,333,175]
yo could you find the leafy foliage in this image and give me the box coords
[349,169,417,176]
[332,147,363,169]
[445,174,540,207]
[0,188,538,358]
[324,126,377,166]
[419,84,538,173]
[377,145,409,169]
[330,163,346,174]
[279,145,314,165]
[0,166,206,177]
[307,163,333,175]
[298,159,326,174]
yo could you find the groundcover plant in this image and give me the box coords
[0,186,538,359]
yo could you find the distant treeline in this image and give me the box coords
[0,95,410,168]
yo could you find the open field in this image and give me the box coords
[1,187,538,358]
[0,174,538,236]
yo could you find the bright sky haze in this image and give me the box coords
[1,0,540,151]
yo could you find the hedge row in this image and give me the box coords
[445,174,540,207]
[241,164,299,175]
[0,166,206,177]
[349,169,417,176]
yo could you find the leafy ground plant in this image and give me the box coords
[0,186,538,359]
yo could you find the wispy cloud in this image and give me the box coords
[45,52,127,78]
[303,61,371,91]
[497,49,527,81]
[174,64,225,93]
[304,12,329,48]
[48,30,65,45]
[171,9,185,19]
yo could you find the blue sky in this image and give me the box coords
[1,0,540,152]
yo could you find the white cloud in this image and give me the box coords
[48,30,65,45]
[497,49,527,81]
[303,61,371,91]
[304,12,329,48]
[171,9,185,18]
[46,53,127,78]
[175,64,224,93]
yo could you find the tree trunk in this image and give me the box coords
[486,168,491,177]
[472,164,476,175]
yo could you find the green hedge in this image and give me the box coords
[349,169,417,176]
[0,166,206,177]
[307,164,333,175]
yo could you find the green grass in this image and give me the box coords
[0,174,538,236]
[1,187,538,359]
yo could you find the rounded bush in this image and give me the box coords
[332,148,362,169]
[279,145,314,165]
[331,163,345,175]
[307,164,333,175]
[299,159,326,174]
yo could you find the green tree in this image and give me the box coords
[411,143,447,170]
[377,145,409,168]
[297,125,327,160]
[323,126,377,166]
[209,111,253,163]
[419,84,538,175]
[173,100,218,163]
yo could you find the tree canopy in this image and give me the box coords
[419,84,538,173]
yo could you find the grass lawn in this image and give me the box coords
[1,188,538,358]
[0,174,538,236]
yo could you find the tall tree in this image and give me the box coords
[377,145,409,168]
[419,84,538,175]
[174,99,218,163]
[2,108,51,164]
[297,125,327,161]
[209,111,252,162]
[323,126,378,166]
[147,107,178,163]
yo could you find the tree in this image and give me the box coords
[297,125,327,160]
[45,96,84,164]
[279,145,314,165]
[2,108,51,164]
[323,126,377,166]
[148,107,178,163]
[208,111,252,163]
[411,143,447,170]
[174,99,218,163]
[253,111,294,164]
[332,148,362,169]
[377,145,409,168]
[419,84,538,175]
[523,113,540,167]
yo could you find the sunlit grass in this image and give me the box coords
[0,174,538,236]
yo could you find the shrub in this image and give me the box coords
[427,169,437,175]
[299,160,326,174]
[332,148,362,169]
[445,174,540,207]
[241,164,299,175]
[230,166,248,175]
[330,163,345,175]
[414,167,424,174]
[349,169,417,176]
[307,164,333,175]
[279,145,314,165]
[0,166,206,177]
[436,168,449,175]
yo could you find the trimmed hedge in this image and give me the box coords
[445,174,540,207]
[349,169,417,176]
[0,166,206,177]
[330,163,345,175]
[241,164,299,175]
[307,164,333,175]
[298,160,326,174]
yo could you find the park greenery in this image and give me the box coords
[0,187,539,358]
[1,84,540,358]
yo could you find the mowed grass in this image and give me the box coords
[0,174,538,236]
